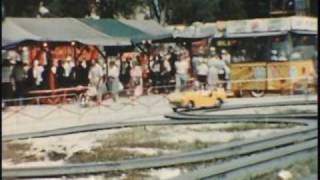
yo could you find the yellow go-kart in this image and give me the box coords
[167,88,227,112]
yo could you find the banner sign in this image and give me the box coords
[290,16,317,31]
[267,18,290,31]
[226,17,316,34]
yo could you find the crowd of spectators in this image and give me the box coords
[2,45,232,105]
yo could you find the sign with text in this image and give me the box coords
[226,17,316,34]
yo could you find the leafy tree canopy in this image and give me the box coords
[3,0,317,24]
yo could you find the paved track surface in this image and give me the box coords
[2,97,317,179]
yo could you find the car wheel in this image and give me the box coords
[234,90,243,97]
[216,98,224,107]
[186,101,195,110]
[250,90,265,97]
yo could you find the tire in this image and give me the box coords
[186,101,195,110]
[234,90,243,97]
[250,90,265,97]
[216,98,224,107]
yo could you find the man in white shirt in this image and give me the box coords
[107,61,120,102]
[278,51,288,61]
[88,60,104,104]
[175,53,189,92]
[221,49,231,65]
[271,50,279,61]
[192,56,202,76]
[207,47,220,90]
[33,60,44,88]
[220,49,231,90]
[196,59,209,90]
[290,50,302,60]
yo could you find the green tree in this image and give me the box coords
[98,0,144,18]
[218,0,247,20]
[244,0,270,19]
[3,0,40,17]
[44,0,90,17]
[158,0,221,24]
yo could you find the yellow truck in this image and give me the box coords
[167,88,227,112]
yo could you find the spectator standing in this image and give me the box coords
[168,46,177,79]
[216,57,228,89]
[148,55,155,86]
[207,48,220,90]
[21,46,30,64]
[119,57,131,89]
[196,59,209,90]
[150,55,162,93]
[82,60,90,85]
[161,54,172,93]
[107,61,120,102]
[49,59,58,90]
[41,63,51,89]
[31,60,44,89]
[192,55,202,76]
[2,59,14,99]
[271,50,279,61]
[70,61,85,86]
[69,60,77,86]
[130,60,143,103]
[11,60,27,98]
[239,49,248,62]
[278,51,288,61]
[88,60,105,105]
[63,56,74,87]
[139,53,150,89]
[290,50,303,60]
[7,49,21,64]
[175,52,189,92]
[221,49,231,65]
[56,60,65,88]
[221,49,231,90]
[23,62,31,92]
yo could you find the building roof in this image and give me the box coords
[80,19,154,44]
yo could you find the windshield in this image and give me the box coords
[290,34,316,60]
[212,37,279,63]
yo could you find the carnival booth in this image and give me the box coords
[2,18,174,103]
[2,18,131,104]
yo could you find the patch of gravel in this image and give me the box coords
[2,123,298,167]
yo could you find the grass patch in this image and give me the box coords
[275,108,317,114]
[97,127,184,150]
[104,170,151,180]
[2,142,41,163]
[218,123,296,132]
[67,148,150,163]
[244,154,317,180]
[47,151,67,161]
[67,127,243,163]
[186,123,296,133]
[97,127,239,151]
[186,126,220,132]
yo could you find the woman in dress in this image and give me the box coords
[130,60,143,104]
[207,47,220,90]
[108,61,120,102]
[88,60,105,105]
